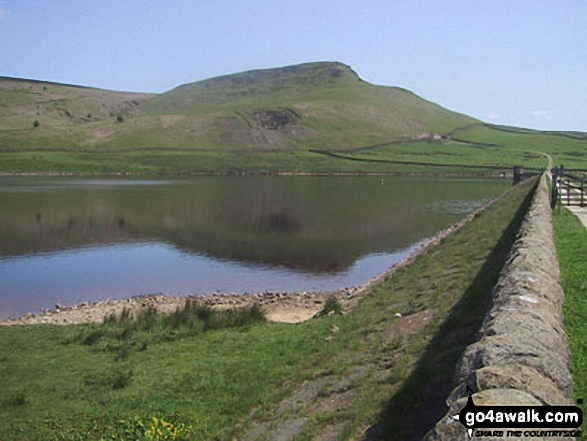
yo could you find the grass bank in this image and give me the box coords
[0,147,518,177]
[0,178,537,440]
[553,207,587,413]
[1,124,577,177]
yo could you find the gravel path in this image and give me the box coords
[565,205,587,228]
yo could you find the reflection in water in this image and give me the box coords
[0,242,420,320]
[0,176,509,319]
[245,193,300,234]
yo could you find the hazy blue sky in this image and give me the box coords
[1,0,585,131]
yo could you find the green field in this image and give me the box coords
[0,177,537,440]
[553,207,587,415]
[0,128,582,176]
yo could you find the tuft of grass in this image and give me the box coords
[2,392,27,408]
[83,366,133,391]
[111,368,133,390]
[73,300,266,359]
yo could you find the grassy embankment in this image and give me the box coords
[0,177,537,440]
[553,207,587,414]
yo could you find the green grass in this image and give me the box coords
[341,139,545,170]
[553,207,587,410]
[0,177,537,440]
[0,313,342,440]
[1,127,582,177]
[451,124,587,170]
[0,148,508,176]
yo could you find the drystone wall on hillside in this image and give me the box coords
[426,173,574,440]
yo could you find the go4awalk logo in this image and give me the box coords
[452,393,583,438]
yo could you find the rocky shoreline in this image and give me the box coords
[0,193,498,327]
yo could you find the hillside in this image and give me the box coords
[1,62,585,175]
[0,77,154,148]
[0,62,476,151]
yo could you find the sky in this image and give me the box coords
[1,0,585,131]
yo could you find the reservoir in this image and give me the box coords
[0,176,509,320]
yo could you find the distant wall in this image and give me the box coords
[426,173,574,440]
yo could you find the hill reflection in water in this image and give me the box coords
[0,176,508,319]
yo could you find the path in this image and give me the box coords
[565,205,587,228]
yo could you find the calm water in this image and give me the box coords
[0,176,509,319]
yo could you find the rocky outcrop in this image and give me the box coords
[253,108,301,130]
[426,174,574,440]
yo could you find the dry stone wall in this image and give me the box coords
[426,174,574,440]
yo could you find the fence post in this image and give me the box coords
[513,166,522,185]
[551,173,558,208]
[582,179,585,207]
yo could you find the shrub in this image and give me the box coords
[33,119,40,128]
[318,295,343,317]
[136,306,158,330]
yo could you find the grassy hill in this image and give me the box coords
[0,62,476,151]
[0,76,154,148]
[119,62,476,150]
[0,62,585,174]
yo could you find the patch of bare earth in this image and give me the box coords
[91,128,115,140]
[160,114,186,128]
